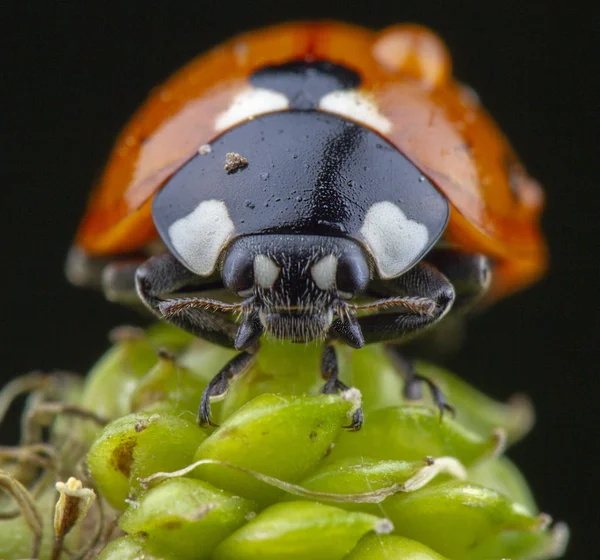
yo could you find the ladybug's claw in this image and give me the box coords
[388,348,456,420]
[405,372,455,420]
[343,408,364,432]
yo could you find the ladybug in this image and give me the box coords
[66,22,547,429]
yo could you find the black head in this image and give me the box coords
[222,234,370,349]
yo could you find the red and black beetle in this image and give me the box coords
[67,23,547,428]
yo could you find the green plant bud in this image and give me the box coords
[462,522,569,560]
[80,329,159,425]
[95,535,158,560]
[129,352,206,415]
[469,455,538,514]
[342,345,405,411]
[177,340,238,384]
[378,480,549,558]
[294,456,466,505]
[213,501,392,560]
[193,393,355,503]
[220,342,323,421]
[87,411,206,509]
[1,324,569,559]
[328,405,503,467]
[145,322,196,351]
[119,477,256,560]
[415,361,535,444]
[344,533,448,559]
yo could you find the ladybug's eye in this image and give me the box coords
[222,246,255,296]
[336,250,370,298]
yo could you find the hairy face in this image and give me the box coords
[222,235,371,346]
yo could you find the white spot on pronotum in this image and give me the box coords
[360,201,429,279]
[198,144,211,155]
[215,87,289,131]
[168,200,235,276]
[311,254,338,291]
[319,90,392,134]
[254,254,280,289]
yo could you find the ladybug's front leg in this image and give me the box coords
[198,350,257,427]
[357,261,456,346]
[320,344,364,431]
[135,252,237,348]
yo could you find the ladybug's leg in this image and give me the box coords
[358,252,491,344]
[135,252,237,348]
[357,261,455,345]
[320,344,363,431]
[424,250,491,314]
[102,259,146,306]
[351,261,454,415]
[386,349,455,416]
[396,251,491,362]
[356,252,490,415]
[65,247,119,292]
[198,350,257,427]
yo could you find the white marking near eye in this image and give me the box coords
[318,90,392,134]
[215,87,290,131]
[168,200,235,276]
[360,201,429,279]
[254,254,280,289]
[311,254,338,291]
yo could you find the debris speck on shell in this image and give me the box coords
[198,144,212,155]
[224,152,248,173]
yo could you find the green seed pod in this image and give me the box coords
[461,522,569,560]
[87,411,206,509]
[414,361,535,444]
[294,456,466,505]
[129,351,206,414]
[379,480,549,558]
[345,533,448,559]
[145,322,196,351]
[328,405,503,466]
[212,501,392,560]
[342,345,405,411]
[192,393,355,503]
[468,455,538,513]
[95,535,157,560]
[80,329,159,424]
[119,477,256,560]
[0,324,568,559]
[219,342,323,421]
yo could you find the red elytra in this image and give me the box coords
[74,21,547,302]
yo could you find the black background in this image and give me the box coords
[3,2,599,557]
